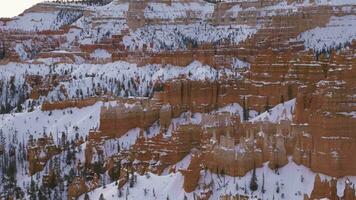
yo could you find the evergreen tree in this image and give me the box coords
[99,193,105,200]
[84,193,90,200]
[262,173,266,193]
[243,97,249,121]
[249,165,258,192]
[118,185,122,197]
[129,170,134,188]
[265,97,270,113]
[29,177,38,200]
[276,181,280,193]
[37,187,46,200]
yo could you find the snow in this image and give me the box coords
[0,60,240,107]
[232,58,251,69]
[90,49,111,59]
[212,103,258,122]
[336,111,356,118]
[80,157,356,200]
[11,104,166,198]
[298,15,356,52]
[250,99,296,123]
[68,17,127,45]
[0,3,84,32]
[173,153,192,170]
[80,172,186,200]
[226,5,243,18]
[0,101,102,146]
[244,0,356,17]
[0,12,60,32]
[61,2,129,46]
[94,2,129,18]
[144,2,214,20]
[15,43,29,61]
[163,112,202,137]
[123,23,257,52]
[0,1,355,199]
[313,0,356,6]
[162,153,192,175]
[42,60,239,101]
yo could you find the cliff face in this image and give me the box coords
[293,48,356,177]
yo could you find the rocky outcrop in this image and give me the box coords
[67,174,100,200]
[181,151,202,193]
[97,100,161,140]
[42,97,98,111]
[309,174,356,200]
[204,120,291,177]
[26,74,70,100]
[27,134,61,175]
[310,174,338,200]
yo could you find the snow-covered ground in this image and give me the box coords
[212,103,258,122]
[250,99,295,123]
[297,15,356,52]
[0,101,102,146]
[90,49,111,60]
[232,58,251,69]
[60,1,128,46]
[0,5,84,32]
[123,23,257,52]
[251,0,356,17]
[0,60,240,109]
[1,12,61,32]
[226,5,243,18]
[80,171,186,200]
[144,2,214,20]
[79,157,356,200]
[336,111,356,119]
[45,60,239,101]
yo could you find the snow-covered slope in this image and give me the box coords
[0,102,101,146]
[144,2,214,20]
[79,157,356,200]
[212,103,258,122]
[250,99,295,123]
[0,4,84,32]
[297,15,356,52]
[0,60,240,106]
[123,23,257,52]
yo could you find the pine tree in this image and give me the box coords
[276,181,280,193]
[84,193,90,200]
[0,40,5,59]
[99,193,105,200]
[249,165,258,192]
[129,170,134,188]
[37,187,46,200]
[102,173,106,188]
[243,97,249,121]
[265,97,270,113]
[262,173,266,193]
[29,177,38,200]
[118,185,122,197]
